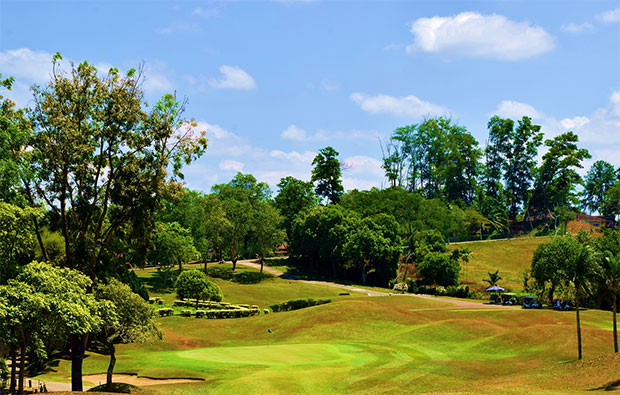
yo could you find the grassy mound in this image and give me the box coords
[87,382,139,393]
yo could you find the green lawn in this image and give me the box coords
[35,290,620,393]
[448,236,552,291]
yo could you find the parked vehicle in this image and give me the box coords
[522,296,541,309]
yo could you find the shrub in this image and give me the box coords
[251,305,259,310]
[269,298,331,313]
[156,308,174,317]
[417,252,460,286]
[392,283,408,293]
[175,269,223,308]
[195,310,205,318]
[263,309,269,314]
[148,297,163,305]
[180,309,192,317]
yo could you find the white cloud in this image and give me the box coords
[156,21,202,35]
[219,160,245,171]
[281,124,309,141]
[494,100,544,120]
[561,22,594,34]
[269,150,316,163]
[192,7,219,18]
[350,92,450,118]
[407,12,554,61]
[341,155,385,191]
[209,65,256,90]
[597,7,620,22]
[491,91,620,167]
[280,124,384,142]
[560,116,590,130]
[0,48,66,83]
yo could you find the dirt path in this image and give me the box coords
[237,260,515,310]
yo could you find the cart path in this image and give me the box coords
[236,260,516,310]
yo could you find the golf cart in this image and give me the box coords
[522,296,541,309]
[501,293,518,306]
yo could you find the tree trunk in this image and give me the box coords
[576,295,582,360]
[10,340,16,395]
[548,283,556,305]
[613,293,618,353]
[232,258,237,271]
[260,258,264,276]
[18,335,26,395]
[361,261,366,285]
[106,343,116,392]
[71,333,89,392]
[332,261,337,280]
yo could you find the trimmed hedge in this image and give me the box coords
[180,309,192,317]
[195,310,205,318]
[156,308,174,317]
[149,297,163,305]
[269,298,331,313]
[203,309,260,319]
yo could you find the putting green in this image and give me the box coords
[175,343,372,367]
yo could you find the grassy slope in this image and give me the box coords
[36,292,619,393]
[448,236,552,291]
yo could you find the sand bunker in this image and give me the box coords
[83,373,204,387]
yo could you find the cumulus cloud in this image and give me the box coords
[209,65,256,90]
[320,79,340,92]
[492,91,620,167]
[219,160,245,171]
[561,22,594,34]
[494,100,544,120]
[350,93,450,118]
[407,12,554,61]
[597,7,620,22]
[280,124,384,142]
[0,48,66,83]
[341,155,386,191]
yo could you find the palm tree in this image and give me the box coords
[566,243,600,360]
[603,252,620,353]
[483,270,502,287]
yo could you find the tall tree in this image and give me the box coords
[311,146,344,204]
[23,56,206,390]
[531,131,591,217]
[484,116,512,200]
[95,279,161,392]
[148,222,199,285]
[274,176,318,240]
[581,160,617,215]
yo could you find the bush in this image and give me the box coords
[175,269,223,307]
[203,309,261,319]
[392,283,408,293]
[180,309,192,317]
[417,252,460,286]
[195,310,205,318]
[156,308,174,317]
[263,309,269,314]
[269,298,331,313]
[148,297,163,304]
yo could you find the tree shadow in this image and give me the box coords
[588,378,620,391]
[232,271,274,284]
[141,269,176,293]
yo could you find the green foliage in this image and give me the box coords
[25,58,207,278]
[175,269,223,307]
[275,176,318,239]
[95,279,160,345]
[0,358,8,388]
[488,116,543,219]
[531,132,591,216]
[0,202,42,283]
[157,308,174,317]
[483,270,503,287]
[149,221,198,282]
[417,252,460,286]
[311,146,344,204]
[34,228,65,264]
[581,160,617,215]
[269,298,331,313]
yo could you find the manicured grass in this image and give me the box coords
[35,294,620,394]
[448,236,552,291]
[135,262,362,307]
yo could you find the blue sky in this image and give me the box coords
[1,0,619,193]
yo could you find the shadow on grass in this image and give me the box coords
[207,265,274,284]
[588,378,620,391]
[141,270,177,293]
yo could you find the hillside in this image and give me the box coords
[448,236,552,291]
[30,264,620,394]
